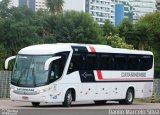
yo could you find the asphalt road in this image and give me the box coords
[1,100,160,115]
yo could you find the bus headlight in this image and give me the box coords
[37,89,46,94]
[36,87,52,94]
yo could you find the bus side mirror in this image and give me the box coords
[44,56,61,71]
[5,56,16,70]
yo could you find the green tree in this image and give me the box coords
[2,7,46,55]
[118,18,135,47]
[0,0,10,18]
[119,18,133,37]
[133,22,152,50]
[47,11,103,43]
[102,35,134,49]
[46,0,64,15]
[0,17,5,39]
[0,17,7,69]
[0,44,7,69]
[139,11,160,51]
[102,20,118,36]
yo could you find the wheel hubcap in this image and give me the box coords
[68,93,72,104]
[127,92,133,102]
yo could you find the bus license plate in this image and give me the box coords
[22,96,29,100]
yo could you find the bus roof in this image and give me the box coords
[18,43,153,55]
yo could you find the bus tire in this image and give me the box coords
[94,100,107,105]
[63,89,72,107]
[119,88,134,105]
[32,102,40,107]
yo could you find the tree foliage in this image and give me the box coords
[0,0,10,18]
[2,7,46,55]
[139,11,160,51]
[102,20,118,36]
[133,22,152,50]
[118,18,138,49]
[0,45,7,69]
[47,11,103,44]
[102,35,134,49]
[46,0,64,15]
[118,18,134,39]
[118,18,153,50]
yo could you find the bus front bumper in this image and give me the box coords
[10,86,63,103]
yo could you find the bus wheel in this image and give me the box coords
[32,102,40,107]
[94,100,107,105]
[119,88,134,105]
[63,89,72,107]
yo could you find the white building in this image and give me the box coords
[0,0,18,7]
[131,0,156,23]
[63,0,85,11]
[88,0,115,25]
[64,0,115,25]
[9,0,19,7]
[34,0,47,11]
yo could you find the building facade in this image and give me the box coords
[9,0,19,7]
[8,0,156,25]
[63,0,86,12]
[64,0,115,25]
[131,0,156,23]
[34,0,47,11]
[156,0,160,10]
[19,0,35,11]
[64,0,156,25]
[19,0,47,11]
[115,0,133,22]
[115,4,124,25]
[115,0,156,24]
[0,0,18,7]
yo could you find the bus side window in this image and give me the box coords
[67,53,84,74]
[114,55,127,70]
[50,60,59,82]
[128,56,139,70]
[49,52,69,82]
[99,54,114,70]
[85,53,97,70]
[140,55,153,71]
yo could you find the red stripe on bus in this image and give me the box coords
[89,46,96,52]
[97,70,103,80]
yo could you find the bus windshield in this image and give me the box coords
[11,55,51,87]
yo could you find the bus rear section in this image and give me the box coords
[65,45,154,105]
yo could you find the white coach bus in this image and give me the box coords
[5,43,154,107]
